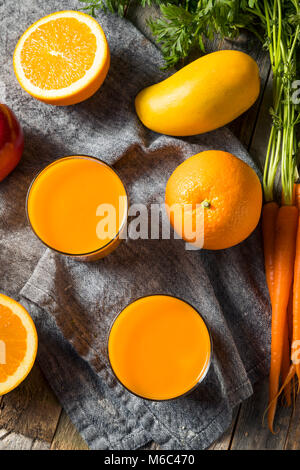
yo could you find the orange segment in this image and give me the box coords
[21,18,97,90]
[0,294,38,395]
[13,11,110,105]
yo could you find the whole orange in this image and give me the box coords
[165,150,262,250]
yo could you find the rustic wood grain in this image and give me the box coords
[0,431,35,450]
[208,408,239,450]
[0,364,61,442]
[50,410,89,450]
[0,429,51,450]
[141,441,161,450]
[246,72,274,170]
[284,394,300,450]
[31,439,51,450]
[230,380,293,450]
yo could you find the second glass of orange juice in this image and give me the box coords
[108,295,212,401]
[26,156,128,261]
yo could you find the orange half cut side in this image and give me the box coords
[0,293,38,395]
[13,10,110,105]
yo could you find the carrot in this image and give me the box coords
[262,202,279,298]
[292,184,300,383]
[268,205,298,432]
[262,202,291,404]
[262,201,291,404]
[281,321,291,405]
[282,288,294,405]
[287,288,293,343]
[280,185,298,405]
[287,185,296,344]
[275,365,296,401]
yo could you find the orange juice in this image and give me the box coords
[108,295,211,400]
[27,156,128,260]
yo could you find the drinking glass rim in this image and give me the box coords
[107,294,213,402]
[26,155,129,257]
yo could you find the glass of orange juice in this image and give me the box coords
[26,156,128,261]
[108,295,212,401]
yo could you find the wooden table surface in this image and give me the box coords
[1,6,299,451]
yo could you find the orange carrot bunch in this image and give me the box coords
[260,0,300,431]
[263,185,300,432]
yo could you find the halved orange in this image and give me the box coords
[0,294,38,395]
[13,11,110,105]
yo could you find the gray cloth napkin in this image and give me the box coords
[0,0,270,450]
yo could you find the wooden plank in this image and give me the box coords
[31,439,51,450]
[246,72,274,169]
[0,431,34,450]
[230,380,293,450]
[208,408,239,450]
[226,39,271,152]
[142,442,161,450]
[0,426,50,450]
[50,410,89,450]
[284,393,300,450]
[0,364,61,443]
[0,430,50,450]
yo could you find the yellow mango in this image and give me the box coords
[135,50,260,136]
